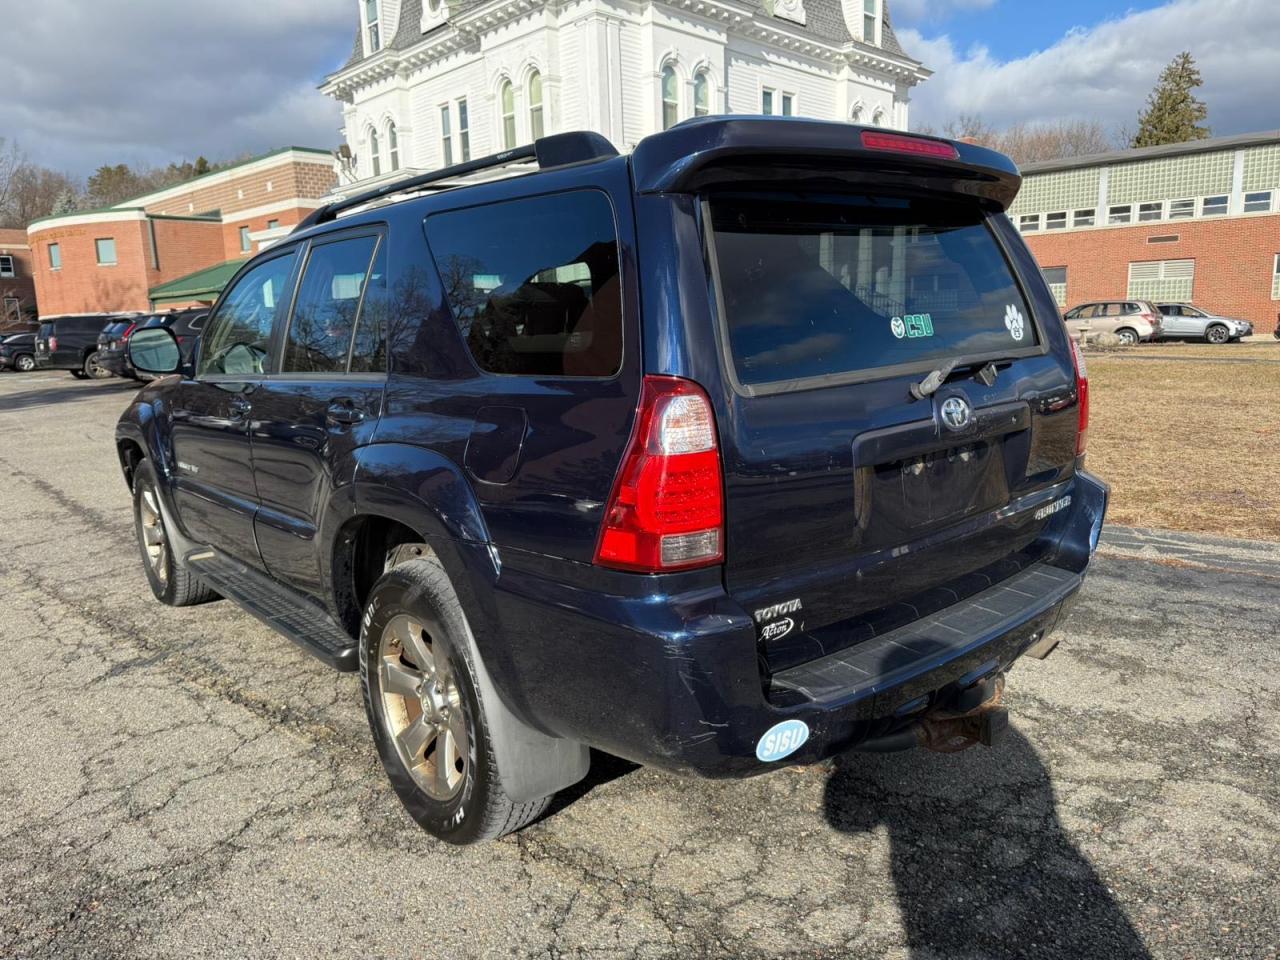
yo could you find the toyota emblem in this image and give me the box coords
[940,396,973,431]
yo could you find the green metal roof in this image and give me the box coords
[149,259,247,305]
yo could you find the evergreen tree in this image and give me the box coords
[1131,52,1210,148]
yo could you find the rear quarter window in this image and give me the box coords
[425,190,623,378]
[706,193,1039,390]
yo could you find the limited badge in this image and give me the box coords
[1004,304,1026,341]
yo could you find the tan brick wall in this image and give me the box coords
[0,228,39,326]
[28,218,223,316]
[140,156,336,220]
[1025,213,1280,334]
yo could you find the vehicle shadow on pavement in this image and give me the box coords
[823,727,1152,959]
[0,379,141,412]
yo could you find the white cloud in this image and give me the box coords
[1,0,354,178]
[901,0,1280,138]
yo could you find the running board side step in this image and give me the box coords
[186,551,358,671]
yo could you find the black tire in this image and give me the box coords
[14,354,35,373]
[84,350,111,379]
[360,558,552,844]
[132,459,219,607]
[1205,324,1230,345]
[1114,328,1139,345]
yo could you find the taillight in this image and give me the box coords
[49,336,58,351]
[594,375,724,573]
[121,322,138,341]
[1069,337,1089,458]
[860,131,960,160]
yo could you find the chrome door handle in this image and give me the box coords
[326,400,366,425]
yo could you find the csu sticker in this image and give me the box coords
[756,719,810,763]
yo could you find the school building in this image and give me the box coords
[1010,131,1280,334]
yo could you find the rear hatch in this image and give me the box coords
[702,189,1080,672]
[35,323,53,361]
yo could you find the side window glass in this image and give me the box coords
[283,235,379,373]
[426,190,623,378]
[199,253,297,377]
[349,241,388,373]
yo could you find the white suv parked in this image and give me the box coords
[1062,301,1163,345]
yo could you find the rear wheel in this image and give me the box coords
[1115,328,1139,345]
[132,459,218,607]
[361,559,553,844]
[1205,324,1230,344]
[84,351,110,379]
[14,354,35,372]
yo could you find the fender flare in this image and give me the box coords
[342,443,590,803]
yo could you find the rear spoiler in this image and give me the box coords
[630,117,1022,211]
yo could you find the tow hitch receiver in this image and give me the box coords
[917,674,1008,754]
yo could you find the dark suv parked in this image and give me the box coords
[35,313,136,378]
[0,333,37,372]
[140,308,208,364]
[119,120,1108,844]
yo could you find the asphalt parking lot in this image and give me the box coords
[1,371,1277,960]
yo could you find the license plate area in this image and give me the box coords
[861,440,1009,534]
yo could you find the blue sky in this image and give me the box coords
[1,0,1277,179]
[894,0,1169,61]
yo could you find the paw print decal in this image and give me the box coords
[1004,304,1025,342]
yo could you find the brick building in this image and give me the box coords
[1009,131,1280,334]
[0,228,39,331]
[26,148,337,317]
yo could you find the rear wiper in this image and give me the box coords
[909,360,958,399]
[909,359,1006,399]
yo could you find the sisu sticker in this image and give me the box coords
[756,719,811,762]
[1004,304,1026,341]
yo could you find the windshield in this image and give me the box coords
[706,193,1038,389]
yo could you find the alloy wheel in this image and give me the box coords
[16,355,35,372]
[377,614,469,801]
[1207,326,1228,344]
[86,352,109,379]
[138,487,169,585]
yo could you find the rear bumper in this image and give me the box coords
[486,471,1109,778]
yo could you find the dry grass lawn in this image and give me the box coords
[1085,347,1280,541]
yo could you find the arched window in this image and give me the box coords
[872,105,885,127]
[388,122,400,171]
[693,71,710,117]
[851,102,864,124]
[369,128,382,177]
[528,70,544,140]
[661,65,678,130]
[499,79,516,149]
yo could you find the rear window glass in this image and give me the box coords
[706,194,1038,389]
[426,190,623,378]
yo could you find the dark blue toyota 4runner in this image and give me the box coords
[118,118,1108,844]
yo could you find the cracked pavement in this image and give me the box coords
[1,371,1277,959]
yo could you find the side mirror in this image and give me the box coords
[128,326,182,375]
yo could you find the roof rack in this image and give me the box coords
[298,131,619,230]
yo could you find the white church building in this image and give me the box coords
[321,0,930,187]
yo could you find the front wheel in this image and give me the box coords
[1115,328,1139,345]
[132,459,218,607]
[1205,324,1230,344]
[361,559,553,844]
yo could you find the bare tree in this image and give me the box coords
[0,139,25,223]
[922,116,1118,164]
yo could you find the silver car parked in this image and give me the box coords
[1156,303,1253,344]
[1062,300,1163,345]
